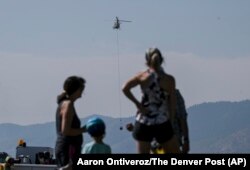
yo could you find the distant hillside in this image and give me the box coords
[0,115,136,157]
[0,100,250,156]
[0,122,57,157]
[188,100,250,153]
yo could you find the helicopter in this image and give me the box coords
[113,16,132,30]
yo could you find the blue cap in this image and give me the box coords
[86,117,105,137]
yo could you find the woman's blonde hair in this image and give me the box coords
[145,47,163,66]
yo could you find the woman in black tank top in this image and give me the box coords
[55,76,87,169]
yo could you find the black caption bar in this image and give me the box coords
[74,154,249,169]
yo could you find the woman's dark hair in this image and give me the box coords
[145,47,164,66]
[57,76,86,104]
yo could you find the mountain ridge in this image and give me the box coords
[1,100,250,156]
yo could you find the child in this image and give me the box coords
[82,117,111,154]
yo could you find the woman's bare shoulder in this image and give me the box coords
[61,100,73,109]
[162,73,175,83]
[133,70,147,78]
[162,73,175,81]
[167,74,175,81]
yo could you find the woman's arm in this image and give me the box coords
[60,101,85,136]
[122,74,147,114]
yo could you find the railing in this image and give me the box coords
[13,164,57,170]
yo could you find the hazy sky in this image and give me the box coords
[0,0,249,125]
